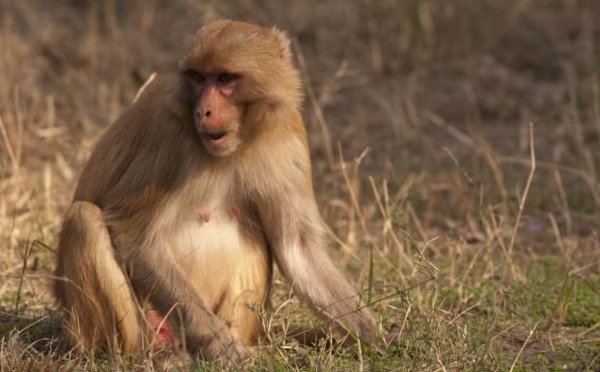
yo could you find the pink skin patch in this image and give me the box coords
[198,204,242,223]
[146,308,175,348]
[231,204,241,219]
[199,208,211,223]
[197,205,241,222]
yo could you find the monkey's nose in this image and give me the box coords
[205,110,211,117]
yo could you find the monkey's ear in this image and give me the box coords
[272,27,293,61]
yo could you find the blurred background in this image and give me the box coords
[1,0,599,370]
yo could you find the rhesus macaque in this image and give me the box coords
[54,19,380,363]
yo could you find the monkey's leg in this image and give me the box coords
[214,241,271,347]
[55,201,144,354]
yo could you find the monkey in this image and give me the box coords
[53,19,381,363]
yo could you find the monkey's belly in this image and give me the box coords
[172,212,270,312]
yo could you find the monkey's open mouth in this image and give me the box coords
[206,132,227,141]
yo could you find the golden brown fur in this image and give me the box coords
[54,19,380,363]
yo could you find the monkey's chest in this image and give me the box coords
[170,202,269,305]
[175,204,243,267]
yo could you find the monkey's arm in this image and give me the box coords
[254,159,381,348]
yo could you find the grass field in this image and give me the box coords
[1,0,599,370]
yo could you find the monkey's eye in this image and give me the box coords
[186,71,205,84]
[217,73,237,84]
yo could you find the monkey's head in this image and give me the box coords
[179,20,302,157]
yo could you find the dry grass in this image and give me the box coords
[1,0,600,370]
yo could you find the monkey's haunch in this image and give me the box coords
[146,309,175,348]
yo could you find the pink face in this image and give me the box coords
[185,70,243,156]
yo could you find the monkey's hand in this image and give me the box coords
[191,332,251,364]
[208,337,251,364]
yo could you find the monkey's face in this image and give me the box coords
[179,19,302,156]
[185,70,243,157]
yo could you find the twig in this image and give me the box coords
[0,114,23,184]
[510,322,539,372]
[15,240,34,314]
[133,72,157,103]
[508,123,536,256]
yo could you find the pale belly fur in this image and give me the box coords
[169,201,270,312]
